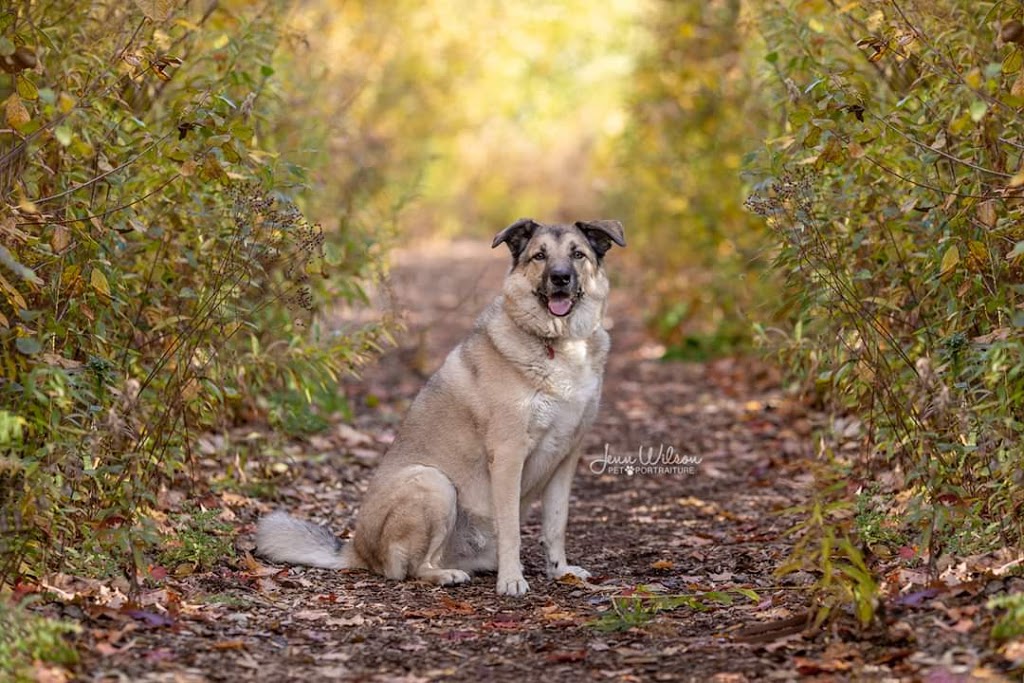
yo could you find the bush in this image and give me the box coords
[0,1,391,585]
[0,601,79,682]
[746,0,1024,567]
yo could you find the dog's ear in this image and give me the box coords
[492,218,539,260]
[575,220,626,259]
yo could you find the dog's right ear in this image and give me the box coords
[491,218,539,261]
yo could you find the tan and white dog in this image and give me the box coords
[256,218,625,596]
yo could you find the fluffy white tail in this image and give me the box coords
[254,511,348,569]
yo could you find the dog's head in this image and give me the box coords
[493,218,625,339]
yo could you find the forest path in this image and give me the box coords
[74,240,997,682]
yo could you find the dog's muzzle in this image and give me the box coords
[538,267,581,317]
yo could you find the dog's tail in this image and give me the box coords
[254,511,351,570]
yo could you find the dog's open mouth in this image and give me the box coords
[539,291,580,317]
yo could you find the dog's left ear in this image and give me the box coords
[492,218,539,260]
[575,220,626,259]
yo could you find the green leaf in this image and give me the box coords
[969,99,988,122]
[939,245,960,279]
[1004,49,1023,74]
[90,268,111,298]
[16,75,38,101]
[703,591,734,605]
[0,37,14,57]
[54,124,72,147]
[15,336,41,355]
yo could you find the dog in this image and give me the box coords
[256,218,625,596]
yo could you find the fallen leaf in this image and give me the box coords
[32,663,70,683]
[539,603,577,622]
[124,609,174,628]
[293,609,329,621]
[546,650,587,663]
[439,594,474,614]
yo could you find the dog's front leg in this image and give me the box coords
[489,446,529,596]
[542,447,591,581]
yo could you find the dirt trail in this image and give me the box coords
[70,240,1001,682]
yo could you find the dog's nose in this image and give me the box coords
[549,268,572,287]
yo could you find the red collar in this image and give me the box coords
[544,341,555,359]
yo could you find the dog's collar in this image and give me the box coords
[544,341,555,359]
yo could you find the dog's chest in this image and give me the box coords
[522,342,601,485]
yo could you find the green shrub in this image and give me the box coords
[0,1,391,585]
[989,592,1024,642]
[744,0,1024,615]
[159,506,234,572]
[0,602,80,682]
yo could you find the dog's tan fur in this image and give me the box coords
[256,219,625,596]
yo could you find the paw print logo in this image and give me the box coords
[625,465,635,476]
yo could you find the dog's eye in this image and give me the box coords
[532,252,546,261]
[571,250,586,260]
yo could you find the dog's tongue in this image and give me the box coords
[548,297,573,317]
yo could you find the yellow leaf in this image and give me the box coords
[51,225,70,253]
[15,75,38,101]
[1013,71,1024,98]
[1010,171,1024,188]
[0,272,27,310]
[868,45,888,63]
[940,245,960,279]
[133,0,176,21]
[200,155,225,181]
[968,240,989,267]
[17,196,37,214]
[57,92,76,114]
[90,268,111,298]
[978,200,998,228]
[651,560,675,570]
[4,93,30,130]
[965,67,983,90]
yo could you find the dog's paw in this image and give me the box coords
[416,568,471,586]
[436,569,471,586]
[548,564,592,581]
[496,575,530,597]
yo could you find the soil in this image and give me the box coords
[46,240,1018,682]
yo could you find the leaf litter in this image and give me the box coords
[9,240,1022,682]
